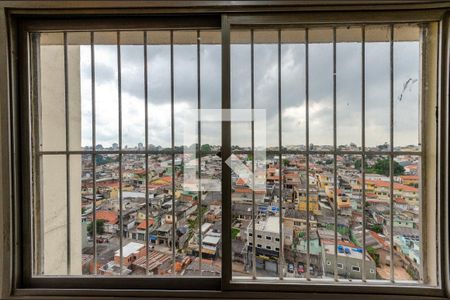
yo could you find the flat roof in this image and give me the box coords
[256,216,279,234]
[115,242,145,258]
[323,244,372,262]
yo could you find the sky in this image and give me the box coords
[78,28,421,149]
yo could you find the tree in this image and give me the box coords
[369,224,383,234]
[354,159,368,170]
[356,158,405,176]
[95,155,116,166]
[200,144,211,153]
[87,220,105,236]
[367,246,380,266]
[369,158,405,176]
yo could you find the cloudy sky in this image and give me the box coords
[79,28,420,149]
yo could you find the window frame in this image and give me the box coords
[0,2,448,299]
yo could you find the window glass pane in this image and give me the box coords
[147,31,172,151]
[394,25,421,151]
[308,28,333,150]
[200,31,222,148]
[336,27,362,149]
[365,25,391,151]
[393,155,421,281]
[121,32,145,150]
[231,30,252,150]
[174,30,198,149]
[68,32,92,151]
[38,155,68,274]
[148,153,175,275]
[311,154,337,278]
[231,153,254,277]
[254,30,279,150]
[39,33,66,151]
[94,32,119,150]
[281,30,306,150]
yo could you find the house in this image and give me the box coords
[130,219,156,241]
[94,210,118,234]
[114,242,146,268]
[323,242,376,280]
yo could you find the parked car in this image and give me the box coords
[288,263,294,273]
[298,263,305,273]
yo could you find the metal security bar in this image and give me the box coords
[389,24,395,283]
[251,29,257,280]
[305,28,311,281]
[277,29,283,280]
[117,31,124,276]
[144,31,150,276]
[170,30,176,276]
[332,26,338,282]
[197,29,203,276]
[90,31,98,275]
[63,32,71,275]
[361,25,367,282]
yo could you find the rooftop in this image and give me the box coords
[323,243,372,262]
[115,242,145,258]
[255,216,280,234]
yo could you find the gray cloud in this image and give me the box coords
[80,36,420,149]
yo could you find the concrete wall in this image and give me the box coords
[39,41,82,275]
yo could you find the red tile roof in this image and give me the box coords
[137,219,155,230]
[236,178,248,186]
[95,210,118,224]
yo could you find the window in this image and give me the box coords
[33,29,222,278]
[1,2,448,299]
[229,21,438,286]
